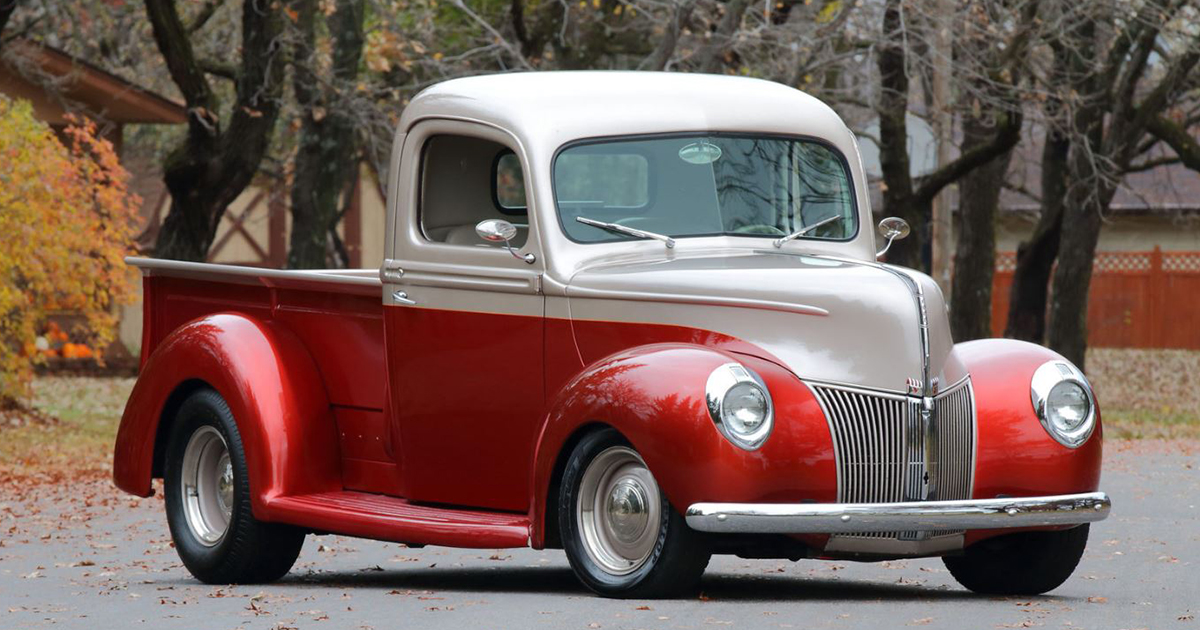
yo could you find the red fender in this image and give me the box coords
[956,338,1103,545]
[113,313,341,519]
[529,343,837,548]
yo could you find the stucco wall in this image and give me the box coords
[997,213,1200,253]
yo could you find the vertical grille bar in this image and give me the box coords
[812,379,976,540]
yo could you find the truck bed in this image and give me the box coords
[130,257,394,492]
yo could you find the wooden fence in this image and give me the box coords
[991,247,1200,349]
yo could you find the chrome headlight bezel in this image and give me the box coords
[1031,360,1097,448]
[705,363,774,450]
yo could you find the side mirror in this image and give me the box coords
[475,219,535,264]
[875,217,910,259]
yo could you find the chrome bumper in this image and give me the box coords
[685,492,1111,534]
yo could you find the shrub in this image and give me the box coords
[0,96,140,405]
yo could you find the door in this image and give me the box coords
[382,121,545,513]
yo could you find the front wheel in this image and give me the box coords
[943,524,1090,595]
[163,389,305,584]
[559,428,711,598]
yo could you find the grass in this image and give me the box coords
[1087,348,1200,440]
[0,376,135,484]
[0,348,1196,484]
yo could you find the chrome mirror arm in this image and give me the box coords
[875,236,898,259]
[505,245,536,264]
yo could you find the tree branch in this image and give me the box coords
[144,0,216,117]
[1146,116,1200,172]
[198,57,237,80]
[453,0,532,70]
[641,0,696,71]
[915,107,1024,203]
[691,0,751,73]
[188,0,225,33]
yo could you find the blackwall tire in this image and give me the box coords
[163,388,305,584]
[943,524,1090,595]
[559,428,711,598]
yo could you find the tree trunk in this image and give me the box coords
[1003,124,1069,342]
[874,0,925,271]
[950,117,1013,342]
[1047,179,1111,370]
[287,0,365,269]
[146,0,287,262]
[0,0,19,44]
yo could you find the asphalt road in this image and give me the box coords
[2,440,1197,630]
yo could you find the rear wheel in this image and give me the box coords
[944,524,1090,595]
[559,428,710,598]
[164,389,305,584]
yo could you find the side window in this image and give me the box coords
[419,134,529,248]
[494,152,526,212]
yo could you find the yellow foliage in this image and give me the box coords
[0,96,140,403]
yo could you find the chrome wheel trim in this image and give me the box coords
[180,426,233,547]
[576,446,662,576]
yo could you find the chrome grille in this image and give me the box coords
[811,379,976,539]
[933,381,975,503]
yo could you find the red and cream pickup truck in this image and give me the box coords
[114,72,1109,598]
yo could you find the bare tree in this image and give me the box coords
[145,0,287,261]
[874,0,1031,272]
[1036,0,1200,369]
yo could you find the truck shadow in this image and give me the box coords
[275,566,1069,603]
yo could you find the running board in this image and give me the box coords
[266,491,531,549]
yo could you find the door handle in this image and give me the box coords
[392,291,417,306]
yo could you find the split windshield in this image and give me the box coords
[554,134,856,244]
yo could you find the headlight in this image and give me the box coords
[706,363,773,450]
[1031,360,1096,448]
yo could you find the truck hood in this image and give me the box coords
[565,250,966,395]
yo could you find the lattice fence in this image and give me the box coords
[992,247,1200,349]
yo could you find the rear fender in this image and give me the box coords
[529,344,836,548]
[113,313,341,519]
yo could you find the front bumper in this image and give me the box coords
[685,491,1111,534]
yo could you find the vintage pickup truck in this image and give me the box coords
[114,72,1110,598]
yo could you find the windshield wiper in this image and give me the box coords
[772,214,843,248]
[576,216,676,249]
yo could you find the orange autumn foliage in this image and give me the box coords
[0,96,140,403]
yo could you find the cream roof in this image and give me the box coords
[400,71,858,155]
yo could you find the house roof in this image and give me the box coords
[1001,122,1200,215]
[0,39,185,125]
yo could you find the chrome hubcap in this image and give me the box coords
[577,446,662,575]
[180,426,233,546]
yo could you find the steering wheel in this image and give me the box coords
[732,224,786,236]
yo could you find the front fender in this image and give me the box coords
[529,343,837,547]
[113,313,341,519]
[957,339,1103,543]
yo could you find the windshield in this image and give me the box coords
[554,134,856,244]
